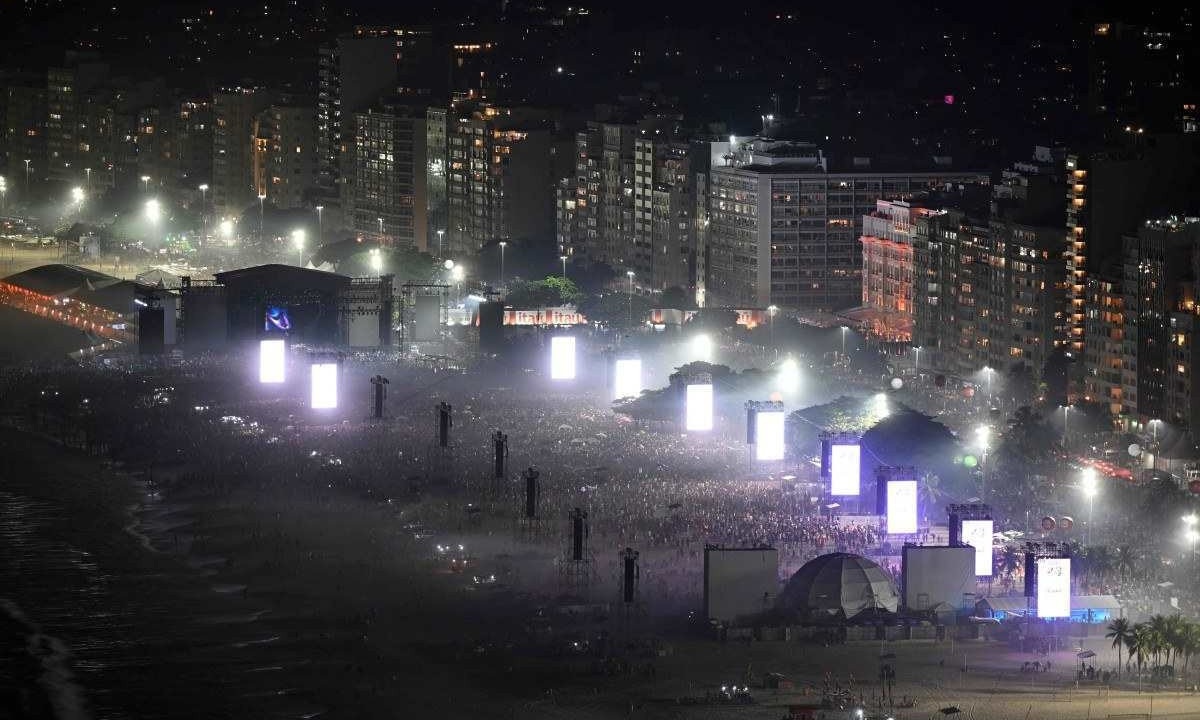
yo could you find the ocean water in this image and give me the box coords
[0,481,319,720]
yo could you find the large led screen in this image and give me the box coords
[685,383,713,432]
[550,336,576,380]
[754,410,786,462]
[829,443,861,496]
[614,358,642,399]
[886,479,918,534]
[1037,558,1071,618]
[310,362,339,410]
[960,519,995,577]
[259,338,286,384]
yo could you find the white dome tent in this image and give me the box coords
[779,552,899,620]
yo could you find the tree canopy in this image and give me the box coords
[505,276,583,308]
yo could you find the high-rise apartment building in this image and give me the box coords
[707,139,987,310]
[316,27,437,224]
[858,200,938,343]
[1083,271,1128,417]
[1118,217,1200,427]
[45,54,108,183]
[445,103,558,257]
[251,103,316,210]
[425,107,448,254]
[352,103,427,250]
[3,82,47,198]
[631,133,697,292]
[212,86,271,216]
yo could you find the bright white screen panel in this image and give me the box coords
[614,358,642,399]
[550,336,576,380]
[259,339,285,384]
[961,519,994,576]
[754,410,786,461]
[829,443,861,496]
[310,362,339,409]
[685,383,713,432]
[886,479,918,534]
[1037,558,1071,618]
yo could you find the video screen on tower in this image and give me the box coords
[885,479,918,534]
[754,409,786,462]
[685,383,713,432]
[960,519,995,576]
[264,306,291,333]
[829,443,861,496]
[613,358,642,399]
[550,336,576,380]
[1037,558,1071,618]
[310,362,339,410]
[258,338,286,384]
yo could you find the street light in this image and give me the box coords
[1081,468,1098,544]
[840,325,848,357]
[140,175,151,192]
[377,217,384,238]
[437,229,445,258]
[70,186,84,205]
[560,255,568,278]
[315,205,324,241]
[369,247,382,274]
[626,270,635,326]
[291,228,306,266]
[499,241,507,289]
[913,346,921,371]
[1184,515,1198,566]
[198,184,208,241]
[767,304,778,348]
[0,176,7,212]
[258,193,266,237]
[84,167,92,192]
[144,198,161,224]
[24,159,31,194]
[219,218,235,243]
[1062,405,1072,451]
[982,366,994,405]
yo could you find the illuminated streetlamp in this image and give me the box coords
[258,193,267,237]
[626,270,635,326]
[913,346,921,371]
[499,240,507,289]
[767,304,778,347]
[369,247,383,274]
[140,175,151,192]
[144,198,161,224]
[198,184,208,241]
[840,325,848,357]
[291,228,306,266]
[560,255,568,278]
[436,228,445,258]
[1081,468,1099,544]
[219,218,235,243]
[315,205,323,241]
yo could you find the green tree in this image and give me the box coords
[577,291,654,328]
[1107,618,1132,677]
[659,286,695,310]
[505,276,582,308]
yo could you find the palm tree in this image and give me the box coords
[1089,546,1114,586]
[1148,615,1172,668]
[1128,624,1153,677]
[919,472,946,512]
[1107,618,1132,677]
[1000,546,1021,588]
[1115,545,1136,581]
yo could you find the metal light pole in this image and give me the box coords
[560,255,568,278]
[499,241,507,289]
[141,175,151,192]
[1081,468,1098,545]
[626,270,635,326]
[840,326,848,357]
[437,229,445,258]
[85,167,92,192]
[315,205,324,242]
[767,304,777,348]
[24,159,32,195]
[914,346,921,371]
[258,193,266,238]
[198,184,208,242]
[1062,406,1071,450]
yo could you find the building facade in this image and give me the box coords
[352,104,427,250]
[859,200,936,342]
[212,87,271,216]
[707,139,987,310]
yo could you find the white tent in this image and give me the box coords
[779,552,899,618]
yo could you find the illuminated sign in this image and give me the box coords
[754,409,786,462]
[259,338,285,384]
[614,358,642,399]
[550,336,576,380]
[961,519,994,576]
[829,443,861,496]
[886,479,918,534]
[503,307,587,326]
[685,383,713,432]
[1037,558,1071,618]
[310,362,339,409]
